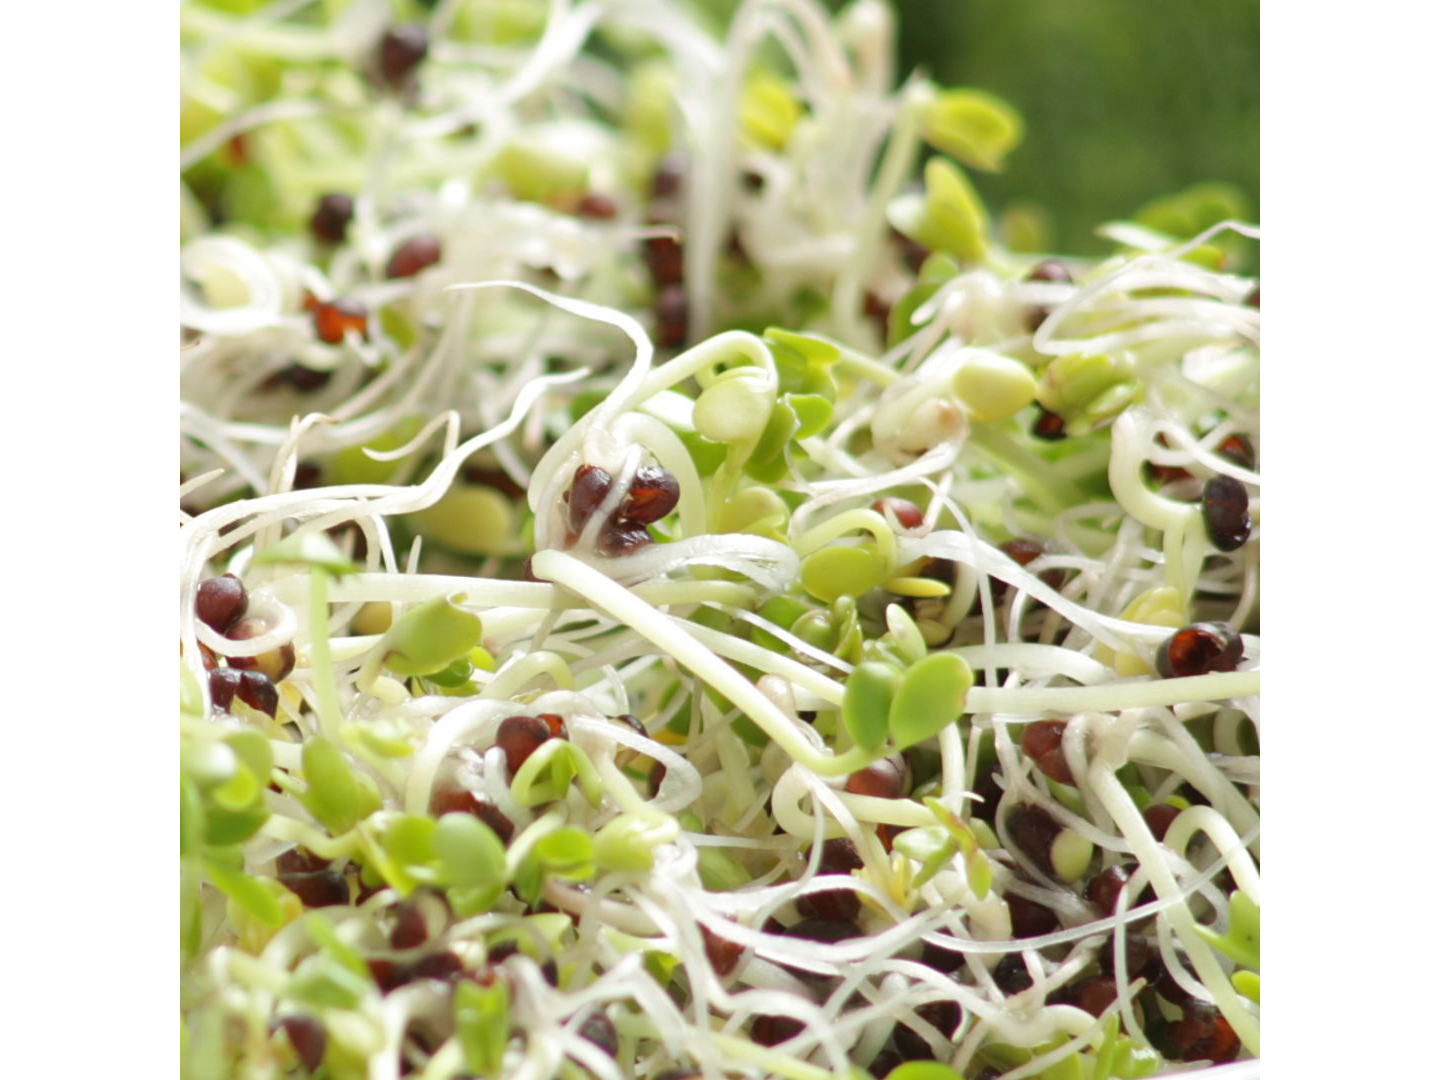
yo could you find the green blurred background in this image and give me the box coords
[716,0,1260,254]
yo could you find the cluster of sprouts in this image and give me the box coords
[181,2,1259,1079]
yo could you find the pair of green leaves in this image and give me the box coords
[593,813,678,873]
[182,728,273,850]
[888,158,990,264]
[372,811,508,911]
[980,1015,1160,1080]
[296,737,382,836]
[456,976,512,1076]
[380,594,483,679]
[288,916,373,1011]
[891,797,992,899]
[919,87,1024,174]
[841,652,974,753]
[510,739,603,809]
[1035,352,1139,437]
[511,826,596,905]
[1195,889,1259,973]
[743,329,839,482]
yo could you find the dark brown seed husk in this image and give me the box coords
[1020,720,1074,785]
[197,574,248,634]
[1005,804,1062,875]
[310,193,354,245]
[619,466,680,524]
[1201,475,1251,551]
[377,25,428,89]
[1156,622,1244,678]
[385,234,442,279]
[1004,891,1060,939]
[750,1014,805,1047]
[992,953,1034,995]
[280,871,350,909]
[576,1010,619,1058]
[313,299,369,344]
[495,715,553,776]
[273,1015,327,1072]
[235,670,279,717]
[225,618,296,683]
[893,1000,960,1061]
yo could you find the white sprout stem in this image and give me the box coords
[680,620,847,705]
[1162,805,1262,905]
[967,670,1259,715]
[530,550,870,777]
[1088,746,1260,1055]
[481,651,576,699]
[307,567,346,738]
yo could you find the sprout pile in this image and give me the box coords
[180,2,1260,1078]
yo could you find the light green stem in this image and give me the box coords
[531,550,870,777]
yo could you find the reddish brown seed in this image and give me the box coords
[1020,720,1074,785]
[968,765,1005,823]
[872,497,925,531]
[236,670,280,717]
[610,713,647,739]
[1005,805,1062,876]
[367,958,413,994]
[1026,260,1074,285]
[273,1015,327,1072]
[277,848,330,876]
[867,1051,904,1079]
[619,466,681,524]
[1201,475,1251,551]
[1024,260,1074,331]
[992,953,1033,995]
[894,230,929,274]
[1245,286,1259,309]
[1142,802,1182,841]
[1004,891,1060,939]
[390,900,430,950]
[1216,433,1256,471]
[750,1015,805,1047]
[576,193,618,220]
[197,574,248,633]
[1070,975,1119,1018]
[1097,930,1159,981]
[412,950,463,983]
[701,924,744,977]
[566,464,614,534]
[1086,864,1132,916]
[538,713,568,739]
[577,1010,619,1058]
[644,234,685,287]
[844,756,909,799]
[429,786,516,845]
[312,298,369,344]
[1032,408,1067,441]
[863,291,892,327]
[919,933,965,974]
[225,618,296,683]
[293,461,324,489]
[875,823,903,853]
[385,234,442,280]
[997,538,1065,592]
[654,284,688,348]
[894,1000,961,1060]
[784,917,864,943]
[208,667,241,712]
[597,519,652,557]
[651,155,686,200]
[310,193,354,245]
[196,641,220,671]
[796,839,865,922]
[1168,1005,1240,1063]
[1157,622,1244,678]
[280,871,350,909]
[495,715,553,776]
[647,761,667,798]
[267,363,332,393]
[377,25,428,89]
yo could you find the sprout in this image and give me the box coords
[179,1,1259,1074]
